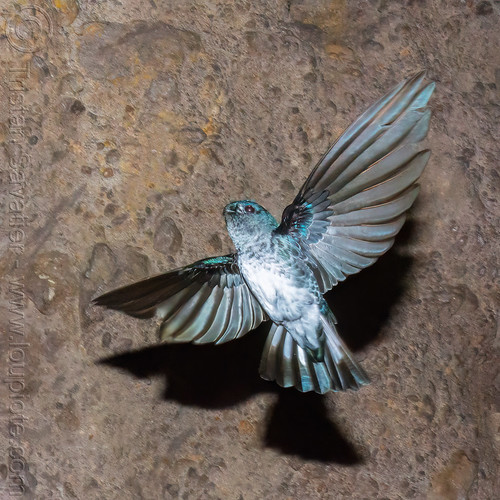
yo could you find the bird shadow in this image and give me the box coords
[100,339,364,464]
[98,220,416,463]
[264,390,363,464]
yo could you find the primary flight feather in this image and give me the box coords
[93,72,435,394]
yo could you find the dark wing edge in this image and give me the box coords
[92,254,267,345]
[276,71,435,291]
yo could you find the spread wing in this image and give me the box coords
[275,71,435,292]
[93,255,267,344]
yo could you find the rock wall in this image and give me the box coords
[0,0,498,498]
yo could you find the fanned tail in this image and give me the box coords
[259,314,369,394]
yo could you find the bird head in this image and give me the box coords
[223,200,278,250]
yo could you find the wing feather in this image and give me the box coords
[93,254,267,344]
[275,72,434,292]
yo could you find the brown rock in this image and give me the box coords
[56,400,81,431]
[25,251,75,315]
[84,243,117,285]
[77,21,202,81]
[52,0,80,26]
[428,451,478,500]
[153,216,183,255]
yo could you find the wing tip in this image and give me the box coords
[425,80,436,94]
[91,290,119,308]
[408,69,426,83]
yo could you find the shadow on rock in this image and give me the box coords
[99,324,271,408]
[100,340,363,463]
[265,390,363,464]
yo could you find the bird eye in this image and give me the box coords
[244,204,255,214]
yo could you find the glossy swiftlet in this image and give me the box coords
[94,72,435,394]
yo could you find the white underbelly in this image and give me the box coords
[241,262,314,322]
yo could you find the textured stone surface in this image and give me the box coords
[0,0,498,499]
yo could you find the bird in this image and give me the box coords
[93,72,435,394]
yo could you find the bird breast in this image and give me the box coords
[239,253,317,323]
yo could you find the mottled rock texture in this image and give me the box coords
[0,0,498,499]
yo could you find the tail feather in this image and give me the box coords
[259,317,369,394]
[320,313,370,389]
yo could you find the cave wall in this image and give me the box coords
[0,1,498,498]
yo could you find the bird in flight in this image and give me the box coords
[93,72,435,394]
